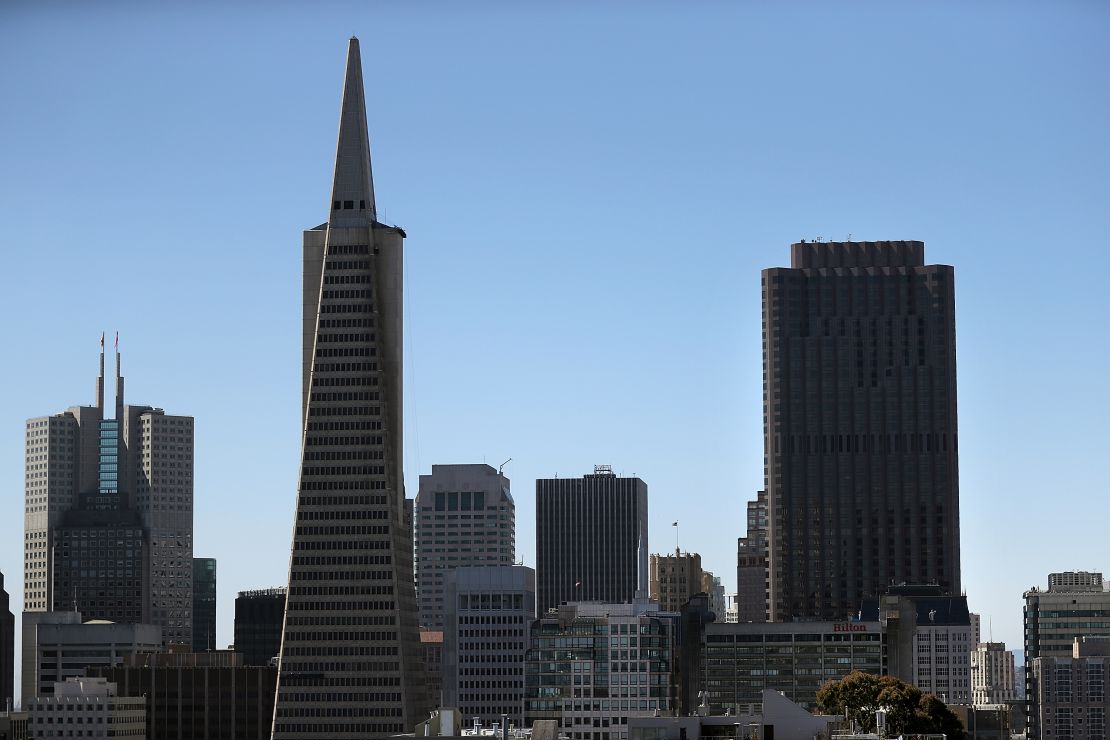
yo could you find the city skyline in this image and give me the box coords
[1,4,1108,702]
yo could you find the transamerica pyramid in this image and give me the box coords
[271,37,429,738]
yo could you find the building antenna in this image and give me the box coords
[498,458,512,476]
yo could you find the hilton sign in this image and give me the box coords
[833,623,869,633]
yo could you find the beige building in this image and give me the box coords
[1031,637,1110,740]
[971,642,1016,705]
[649,549,703,612]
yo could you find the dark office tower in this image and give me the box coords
[535,465,648,615]
[735,490,768,623]
[235,588,286,666]
[271,38,428,739]
[1,570,13,710]
[25,339,194,644]
[192,557,217,652]
[763,241,960,622]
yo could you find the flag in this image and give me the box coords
[100,333,104,349]
[672,521,678,527]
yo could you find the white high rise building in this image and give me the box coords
[971,642,1016,705]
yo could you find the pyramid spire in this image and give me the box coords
[328,36,376,225]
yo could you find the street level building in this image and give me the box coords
[1031,637,1110,740]
[27,677,146,739]
[649,551,702,613]
[536,467,648,615]
[192,558,216,652]
[233,588,285,666]
[443,566,535,728]
[1,571,13,712]
[22,612,161,700]
[763,241,961,620]
[270,37,429,738]
[415,464,516,630]
[92,650,278,740]
[1024,572,1110,740]
[735,490,767,623]
[25,342,194,645]
[701,619,883,714]
[524,601,677,740]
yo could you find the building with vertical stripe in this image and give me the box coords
[535,466,648,615]
[763,241,960,621]
[270,37,428,739]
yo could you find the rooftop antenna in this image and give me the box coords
[498,458,512,476]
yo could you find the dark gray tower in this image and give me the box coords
[763,241,960,621]
[0,570,13,710]
[271,37,428,739]
[535,466,648,615]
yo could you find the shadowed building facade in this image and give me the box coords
[270,37,428,738]
[763,241,960,621]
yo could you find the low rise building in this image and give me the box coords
[702,619,883,713]
[524,601,677,740]
[22,613,161,699]
[26,677,145,739]
[91,649,277,740]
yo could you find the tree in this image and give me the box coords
[816,671,967,740]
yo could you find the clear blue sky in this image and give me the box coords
[2,2,1108,689]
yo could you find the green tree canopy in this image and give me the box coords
[816,671,967,740]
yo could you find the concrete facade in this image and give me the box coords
[1024,572,1110,740]
[443,566,535,727]
[535,467,648,615]
[270,38,429,738]
[21,612,161,700]
[1030,637,1110,740]
[648,551,702,613]
[971,642,1017,706]
[24,346,194,646]
[26,677,145,739]
[763,242,961,621]
[863,584,973,703]
[414,464,516,630]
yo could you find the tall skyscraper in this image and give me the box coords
[192,557,217,652]
[270,37,428,738]
[0,570,13,711]
[24,339,194,644]
[535,466,648,615]
[414,464,516,629]
[763,241,960,621]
